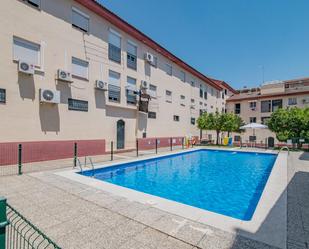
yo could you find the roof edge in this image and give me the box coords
[74,0,223,91]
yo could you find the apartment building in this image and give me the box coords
[226,78,309,146]
[0,0,230,152]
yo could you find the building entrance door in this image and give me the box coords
[117,120,125,149]
[268,137,275,148]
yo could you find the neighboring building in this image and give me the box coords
[0,0,230,153]
[226,78,309,145]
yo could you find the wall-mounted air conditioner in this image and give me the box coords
[95,80,108,91]
[57,69,72,82]
[144,52,154,64]
[18,61,35,75]
[140,80,149,89]
[39,89,60,104]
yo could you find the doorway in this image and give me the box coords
[268,137,275,148]
[117,120,125,149]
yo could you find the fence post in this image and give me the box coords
[18,144,22,175]
[136,139,139,157]
[170,138,173,151]
[73,142,77,167]
[182,137,184,150]
[111,141,114,161]
[0,197,8,249]
[155,139,158,154]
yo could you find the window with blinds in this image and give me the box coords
[13,37,41,66]
[108,70,121,102]
[0,89,6,103]
[127,41,137,70]
[72,57,89,79]
[72,7,89,32]
[109,30,121,63]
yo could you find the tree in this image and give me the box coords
[222,113,244,136]
[267,107,309,145]
[197,112,240,145]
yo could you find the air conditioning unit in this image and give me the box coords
[144,52,154,63]
[57,69,72,82]
[141,80,149,89]
[95,80,108,91]
[39,89,60,104]
[126,84,138,94]
[18,61,35,75]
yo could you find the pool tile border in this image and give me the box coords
[56,148,287,249]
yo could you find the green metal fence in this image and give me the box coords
[0,197,61,249]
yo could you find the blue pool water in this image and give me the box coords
[79,149,277,220]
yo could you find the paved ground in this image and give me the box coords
[1,151,308,249]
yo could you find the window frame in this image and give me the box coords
[0,89,6,104]
[234,103,241,114]
[190,117,195,125]
[261,100,271,113]
[148,111,156,119]
[165,63,172,76]
[13,36,41,67]
[249,117,257,123]
[126,40,137,70]
[72,7,90,33]
[180,70,186,82]
[173,115,180,122]
[68,98,88,112]
[108,29,122,64]
[271,99,282,112]
[108,70,121,102]
[71,57,89,80]
[288,97,297,105]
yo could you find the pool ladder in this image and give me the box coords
[76,156,95,176]
[279,146,290,154]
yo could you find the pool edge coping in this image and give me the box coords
[55,147,287,249]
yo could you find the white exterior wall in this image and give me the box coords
[0,0,224,149]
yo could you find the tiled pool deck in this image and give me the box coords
[0,149,308,249]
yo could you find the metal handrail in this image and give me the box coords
[88,157,95,177]
[280,146,290,154]
[77,158,83,173]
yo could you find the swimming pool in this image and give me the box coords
[79,149,277,221]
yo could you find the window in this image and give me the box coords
[224,89,227,95]
[25,0,40,8]
[108,30,121,63]
[204,91,207,100]
[165,63,172,75]
[148,111,156,119]
[0,89,6,103]
[108,70,121,102]
[234,103,241,114]
[191,118,195,125]
[180,95,185,106]
[72,57,88,79]
[234,135,241,142]
[13,37,40,66]
[127,41,137,70]
[249,101,257,109]
[261,100,271,113]
[180,71,185,82]
[191,80,195,87]
[200,86,203,98]
[288,98,297,105]
[216,91,220,99]
[173,115,179,122]
[72,7,89,32]
[68,98,88,112]
[249,117,256,123]
[211,88,214,96]
[191,99,195,103]
[222,91,225,99]
[149,84,157,98]
[166,90,172,103]
[261,117,270,125]
[272,99,282,112]
[126,77,137,104]
[208,134,212,140]
[249,136,256,142]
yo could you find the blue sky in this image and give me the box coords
[99,0,309,89]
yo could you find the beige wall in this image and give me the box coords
[0,0,224,149]
[226,94,309,143]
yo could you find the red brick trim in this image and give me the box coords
[0,139,105,166]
